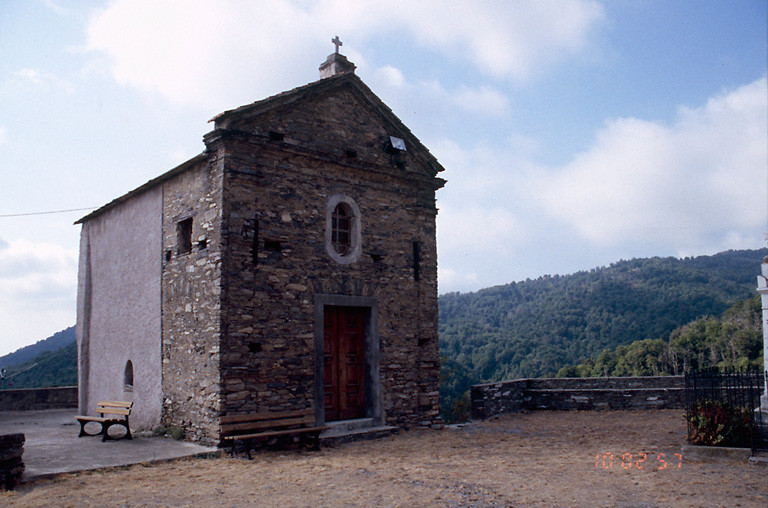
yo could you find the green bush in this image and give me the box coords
[152,425,185,440]
[446,391,471,423]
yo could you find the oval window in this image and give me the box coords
[325,194,361,264]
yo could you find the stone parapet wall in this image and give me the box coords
[0,433,24,490]
[0,386,78,411]
[471,377,685,420]
[527,376,684,390]
[470,380,527,419]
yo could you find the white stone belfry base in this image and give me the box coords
[757,257,768,410]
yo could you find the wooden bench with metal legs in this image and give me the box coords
[220,409,329,459]
[75,401,133,442]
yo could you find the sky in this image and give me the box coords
[0,0,766,356]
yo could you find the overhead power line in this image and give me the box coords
[0,207,98,218]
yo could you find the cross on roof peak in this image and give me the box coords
[332,36,342,54]
[319,36,356,78]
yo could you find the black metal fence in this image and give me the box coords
[684,368,767,452]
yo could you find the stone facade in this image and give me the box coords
[76,53,445,441]
[160,155,224,440]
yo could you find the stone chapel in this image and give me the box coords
[75,45,446,441]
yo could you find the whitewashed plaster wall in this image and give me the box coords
[76,186,163,430]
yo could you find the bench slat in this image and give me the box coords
[222,426,329,441]
[221,415,314,433]
[76,416,107,423]
[220,409,325,456]
[97,408,131,416]
[220,409,313,425]
[98,401,133,409]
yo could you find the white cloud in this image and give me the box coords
[39,0,67,15]
[0,238,78,355]
[432,78,768,294]
[433,137,543,293]
[85,0,604,108]
[14,68,44,85]
[86,0,324,109]
[13,68,75,94]
[438,205,529,254]
[431,137,537,205]
[538,77,768,252]
[438,266,479,294]
[451,86,510,116]
[374,65,405,88]
[0,238,77,297]
[372,71,511,119]
[393,0,604,80]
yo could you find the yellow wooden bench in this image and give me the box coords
[220,409,328,458]
[75,401,133,442]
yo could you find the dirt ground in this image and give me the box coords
[3,409,767,507]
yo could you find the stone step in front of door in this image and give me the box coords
[320,418,397,444]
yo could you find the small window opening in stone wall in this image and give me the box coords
[386,136,406,153]
[412,241,421,281]
[265,239,282,252]
[164,249,172,262]
[124,360,134,392]
[177,218,193,255]
[331,203,352,255]
[345,149,357,158]
[368,249,386,263]
[248,342,262,353]
[197,238,207,250]
[251,218,259,266]
[268,131,284,141]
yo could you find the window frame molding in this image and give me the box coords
[325,194,362,264]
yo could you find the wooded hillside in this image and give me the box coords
[438,249,767,419]
[0,327,77,389]
[557,295,764,378]
[0,326,75,370]
[1,341,77,389]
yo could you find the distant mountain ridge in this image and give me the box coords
[439,249,768,410]
[0,326,77,389]
[1,326,75,370]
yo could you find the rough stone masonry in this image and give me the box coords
[76,47,445,441]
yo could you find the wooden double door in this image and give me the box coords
[323,306,367,421]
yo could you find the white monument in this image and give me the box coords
[757,256,768,412]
